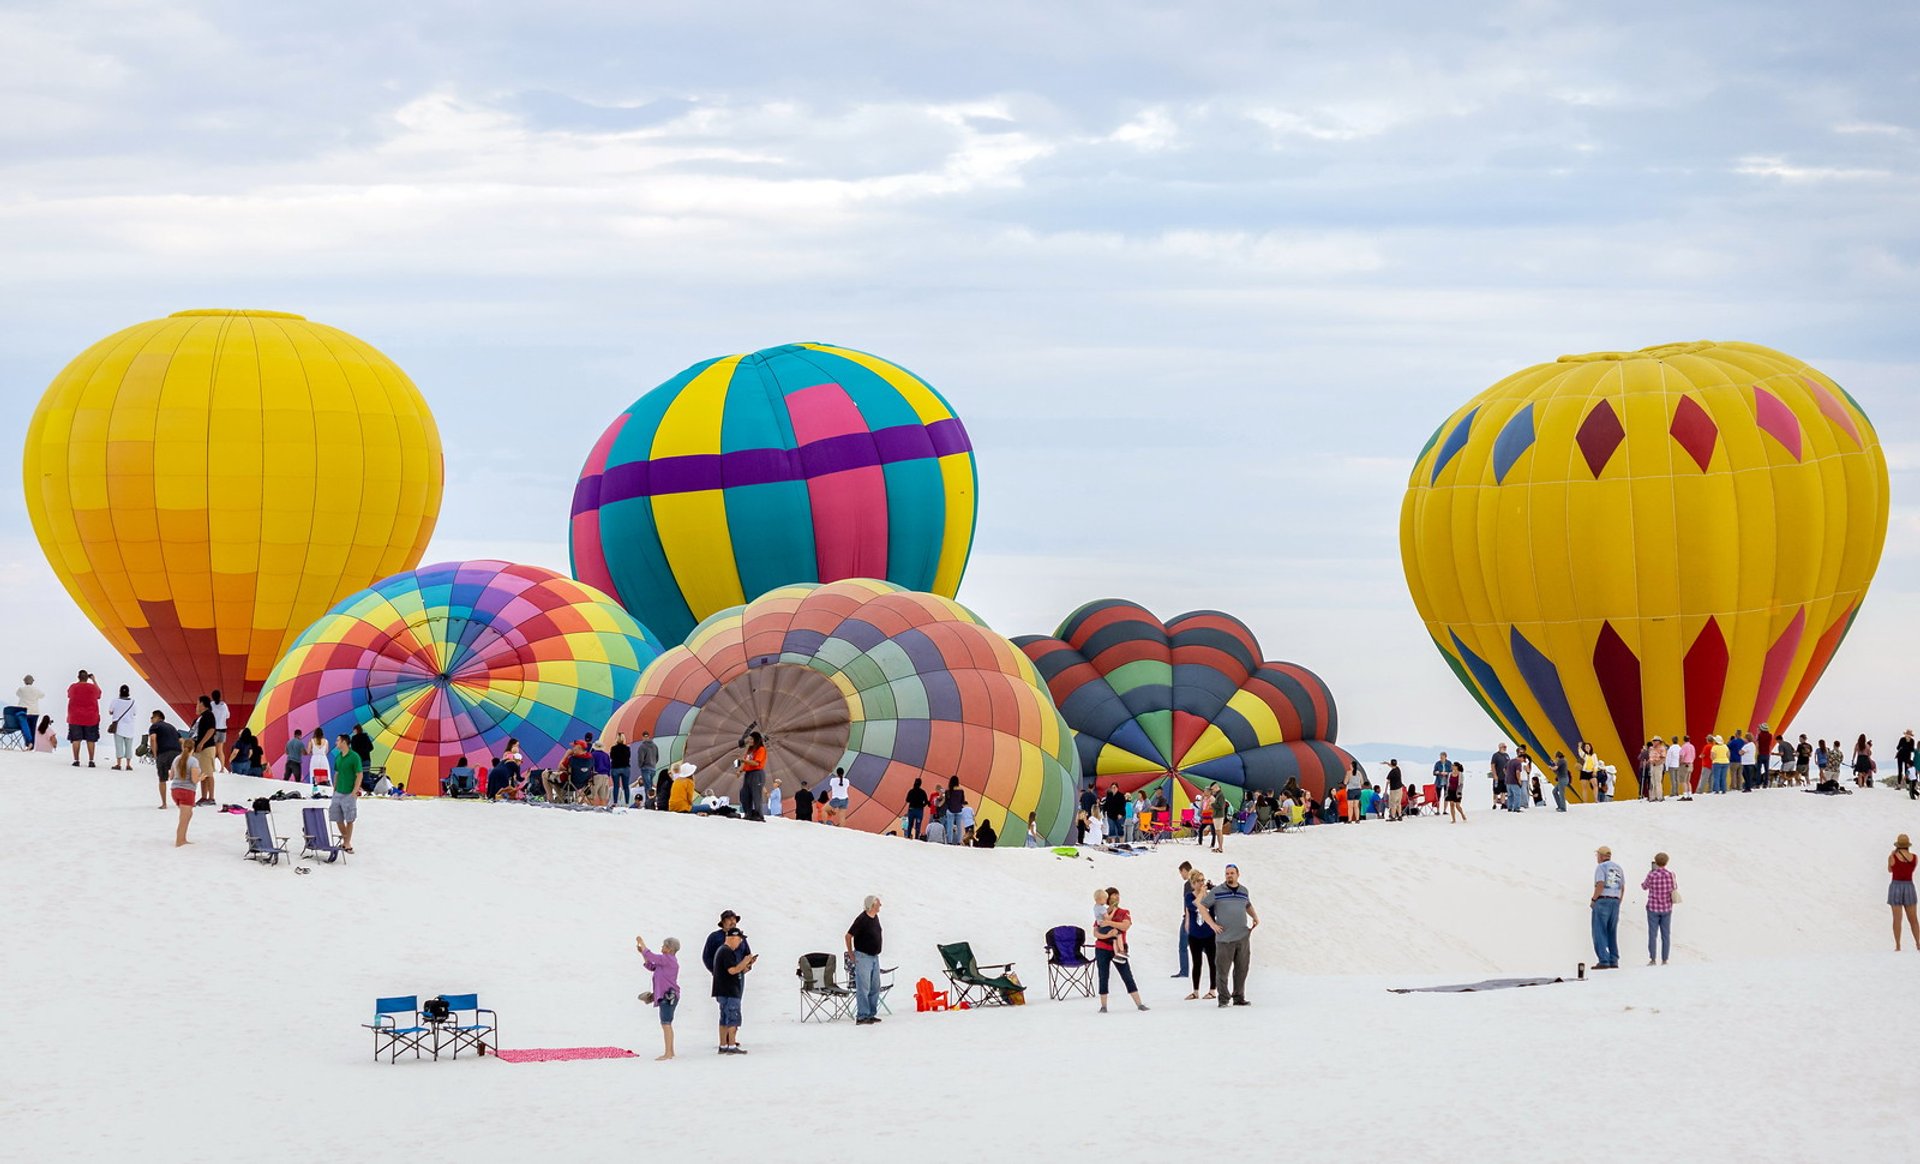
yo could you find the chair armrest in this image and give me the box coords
[477,1008,497,1025]
[977,961,1015,972]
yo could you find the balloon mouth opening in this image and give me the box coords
[1558,341,1715,363]
[169,309,309,320]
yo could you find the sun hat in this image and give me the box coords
[1898,835,1912,850]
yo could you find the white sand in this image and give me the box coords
[5,749,1918,1162]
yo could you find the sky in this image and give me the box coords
[4,0,1918,753]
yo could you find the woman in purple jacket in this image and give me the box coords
[635,934,682,1061]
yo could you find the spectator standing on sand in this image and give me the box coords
[1645,739,1667,802]
[794,778,814,823]
[1197,864,1258,1006]
[189,696,218,805]
[349,722,374,778]
[766,778,783,819]
[1643,853,1676,965]
[106,685,139,771]
[635,731,659,808]
[1102,783,1125,840]
[609,733,632,807]
[1578,742,1600,801]
[736,730,767,820]
[148,710,182,810]
[1432,752,1451,805]
[845,895,885,1025]
[904,777,928,838]
[1889,835,1919,952]
[205,690,229,772]
[827,767,852,824]
[168,750,201,846]
[283,729,306,781]
[1386,760,1404,820]
[941,776,966,844]
[330,732,361,853]
[1551,751,1572,812]
[635,934,681,1060]
[1210,784,1230,853]
[1897,732,1916,789]
[1491,744,1512,811]
[66,669,101,768]
[1590,845,1625,969]
[1446,761,1468,824]
[1183,868,1216,999]
[1093,887,1149,1013]
[710,927,756,1055]
[1172,861,1193,980]
[590,738,613,806]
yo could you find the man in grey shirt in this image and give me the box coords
[635,731,660,808]
[1196,864,1260,1006]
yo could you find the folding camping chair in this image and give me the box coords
[243,810,290,866]
[797,953,854,1022]
[1148,810,1173,843]
[936,941,1021,1008]
[843,950,896,1015]
[299,806,346,864]
[432,993,497,1058]
[1044,926,1095,1000]
[365,995,431,1062]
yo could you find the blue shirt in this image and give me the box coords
[1594,860,1626,899]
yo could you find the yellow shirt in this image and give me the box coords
[1711,743,1731,765]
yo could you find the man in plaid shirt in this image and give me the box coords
[1643,852,1677,965]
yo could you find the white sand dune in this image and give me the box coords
[5,749,1917,1163]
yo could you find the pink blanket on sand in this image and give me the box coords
[492,1046,637,1063]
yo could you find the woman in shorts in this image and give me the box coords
[169,751,201,847]
[636,934,681,1060]
[1890,834,1918,951]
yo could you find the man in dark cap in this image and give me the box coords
[703,910,750,975]
[711,927,757,1054]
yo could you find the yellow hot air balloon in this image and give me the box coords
[23,309,443,725]
[1400,341,1889,796]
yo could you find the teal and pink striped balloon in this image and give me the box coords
[570,343,978,645]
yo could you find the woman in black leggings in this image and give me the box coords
[1184,869,1217,999]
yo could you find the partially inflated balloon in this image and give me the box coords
[603,579,1077,844]
[570,343,977,645]
[23,310,443,724]
[249,561,663,795]
[1014,600,1355,803]
[1401,341,1889,791]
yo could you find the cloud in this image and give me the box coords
[3,0,1919,748]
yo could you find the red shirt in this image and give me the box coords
[1892,854,1917,883]
[66,682,100,726]
[1096,906,1129,952]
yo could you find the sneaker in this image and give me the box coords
[1135,1002,1150,1011]
[1098,1004,1108,1013]
[731,1046,748,1055]
[1217,1000,1230,1008]
[1232,998,1250,1006]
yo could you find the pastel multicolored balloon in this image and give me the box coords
[248,561,663,795]
[1401,341,1889,791]
[1015,600,1355,802]
[570,343,977,645]
[603,579,1078,844]
[23,309,443,725]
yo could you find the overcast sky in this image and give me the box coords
[5,1,1917,751]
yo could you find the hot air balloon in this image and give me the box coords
[22,309,443,726]
[1013,600,1356,804]
[248,561,663,795]
[1400,341,1889,795]
[570,343,977,646]
[602,579,1078,844]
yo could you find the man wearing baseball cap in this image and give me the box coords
[711,927,757,1054]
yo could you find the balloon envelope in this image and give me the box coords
[22,309,443,725]
[570,343,977,645]
[1400,341,1889,790]
[604,579,1078,844]
[248,561,664,795]
[1014,600,1356,802]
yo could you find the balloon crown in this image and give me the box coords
[1557,341,1714,363]
[169,309,308,320]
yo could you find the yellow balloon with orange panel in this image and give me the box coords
[1400,341,1889,794]
[23,309,443,726]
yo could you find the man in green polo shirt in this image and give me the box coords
[331,732,363,853]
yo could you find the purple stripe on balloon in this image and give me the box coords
[575,419,975,515]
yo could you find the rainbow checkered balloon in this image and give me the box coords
[603,579,1078,844]
[248,560,664,794]
[570,343,978,645]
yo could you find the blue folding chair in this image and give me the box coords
[299,807,346,864]
[365,996,431,1062]
[243,810,290,866]
[433,993,497,1058]
[1044,925,1095,1000]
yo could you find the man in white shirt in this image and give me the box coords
[1663,736,1683,800]
[209,690,231,773]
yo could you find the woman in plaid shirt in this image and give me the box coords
[1643,852,1677,965]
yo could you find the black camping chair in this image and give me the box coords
[798,952,854,1022]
